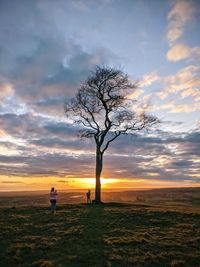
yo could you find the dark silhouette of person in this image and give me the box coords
[50,187,57,212]
[86,189,91,204]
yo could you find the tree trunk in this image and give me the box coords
[95,148,103,203]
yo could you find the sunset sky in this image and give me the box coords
[0,0,200,192]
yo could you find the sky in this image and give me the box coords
[0,0,200,192]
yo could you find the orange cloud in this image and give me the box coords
[166,43,190,62]
[0,83,13,101]
[0,129,6,137]
[167,43,200,62]
[167,0,195,44]
[155,65,200,108]
[180,88,200,102]
[160,102,200,113]
[140,72,160,87]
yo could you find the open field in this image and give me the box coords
[1,187,200,207]
[0,188,200,267]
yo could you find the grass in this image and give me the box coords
[0,202,200,267]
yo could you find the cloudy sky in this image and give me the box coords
[0,0,200,191]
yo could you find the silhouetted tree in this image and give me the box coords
[65,66,158,203]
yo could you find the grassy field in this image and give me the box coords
[0,199,200,267]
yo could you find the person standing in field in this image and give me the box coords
[86,189,91,204]
[50,187,57,212]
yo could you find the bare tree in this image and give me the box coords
[65,66,158,203]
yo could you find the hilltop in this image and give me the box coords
[0,197,200,266]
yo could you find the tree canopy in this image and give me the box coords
[65,66,158,152]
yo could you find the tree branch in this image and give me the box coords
[102,131,121,153]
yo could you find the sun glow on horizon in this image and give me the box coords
[75,178,120,189]
[1,175,199,192]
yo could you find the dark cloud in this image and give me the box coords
[0,112,80,141]
[0,152,95,178]
[106,133,171,157]
[0,106,199,182]
[0,155,26,164]
[170,160,193,168]
[0,113,47,138]
[31,97,66,117]
[43,121,81,138]
[30,137,94,152]
[0,121,199,182]
[184,132,200,143]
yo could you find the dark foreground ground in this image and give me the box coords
[0,200,200,267]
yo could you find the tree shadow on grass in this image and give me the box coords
[52,204,106,267]
[76,204,106,266]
